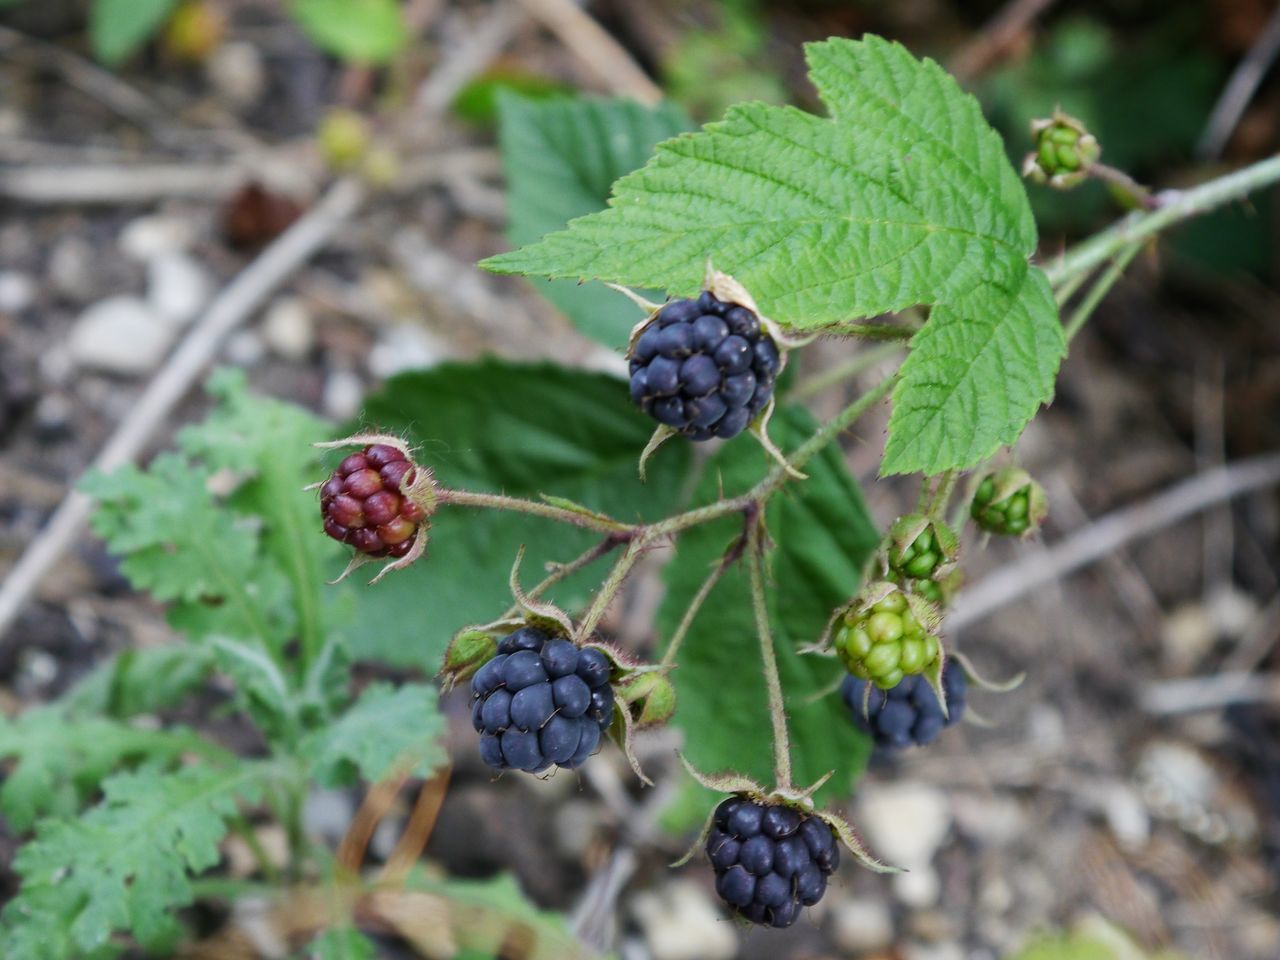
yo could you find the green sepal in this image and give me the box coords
[1022,109,1100,189]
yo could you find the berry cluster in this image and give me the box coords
[628,291,780,440]
[842,662,967,749]
[320,444,425,557]
[706,796,839,928]
[971,473,1038,536]
[834,587,940,689]
[470,627,615,773]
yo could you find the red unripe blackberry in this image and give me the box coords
[320,443,424,558]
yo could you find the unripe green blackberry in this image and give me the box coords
[1022,111,1100,189]
[971,468,1047,538]
[834,583,941,690]
[882,514,959,605]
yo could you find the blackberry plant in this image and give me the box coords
[4,27,1279,955]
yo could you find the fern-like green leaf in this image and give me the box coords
[301,683,447,785]
[0,708,222,832]
[2,764,272,956]
[481,36,1064,475]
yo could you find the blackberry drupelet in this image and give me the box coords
[628,291,780,440]
[842,661,967,749]
[319,444,425,558]
[470,626,615,773]
[705,795,840,927]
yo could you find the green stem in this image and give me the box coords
[817,321,917,341]
[438,488,635,535]
[1064,241,1144,341]
[1045,154,1280,287]
[501,536,623,621]
[747,519,792,791]
[927,470,959,519]
[229,814,282,885]
[575,538,647,640]
[787,342,905,402]
[1052,261,1097,306]
[660,534,745,667]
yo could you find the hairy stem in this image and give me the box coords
[927,470,959,519]
[817,321,917,341]
[1087,162,1157,210]
[502,536,624,621]
[787,341,905,401]
[1045,154,1280,286]
[575,538,647,641]
[747,519,792,791]
[660,533,747,667]
[438,488,635,534]
[1064,241,1145,341]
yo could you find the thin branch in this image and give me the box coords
[948,453,1280,631]
[500,537,624,621]
[1043,154,1280,287]
[660,534,746,667]
[513,0,663,105]
[747,519,792,791]
[0,164,245,204]
[787,342,904,402]
[1139,672,1280,715]
[949,0,1060,81]
[437,488,634,534]
[1063,240,1144,341]
[1198,4,1280,160]
[575,539,648,641]
[0,177,367,643]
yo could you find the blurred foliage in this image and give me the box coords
[453,68,572,125]
[982,14,1221,231]
[662,0,789,120]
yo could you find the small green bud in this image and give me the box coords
[970,467,1048,538]
[881,514,960,606]
[318,109,371,172]
[618,671,676,727]
[439,627,497,689]
[1023,110,1100,189]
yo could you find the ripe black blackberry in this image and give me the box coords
[470,626,615,773]
[628,291,780,440]
[841,661,967,750]
[705,796,839,927]
[319,444,424,558]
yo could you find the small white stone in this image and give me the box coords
[631,880,736,960]
[147,253,213,327]
[206,41,267,107]
[551,799,605,860]
[830,897,894,953]
[1102,783,1150,850]
[323,368,364,421]
[302,789,353,845]
[224,330,265,367]
[904,942,965,960]
[261,297,315,361]
[0,271,35,313]
[120,215,195,261]
[368,323,446,378]
[893,866,941,908]
[48,235,98,301]
[858,782,952,868]
[1206,584,1257,640]
[68,296,173,374]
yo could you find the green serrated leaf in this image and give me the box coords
[0,708,219,832]
[82,455,295,651]
[288,0,407,64]
[483,36,1064,475]
[89,0,180,64]
[302,683,446,785]
[62,645,215,719]
[2,763,271,955]
[180,368,337,669]
[657,404,877,806]
[347,360,691,669]
[497,93,692,349]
